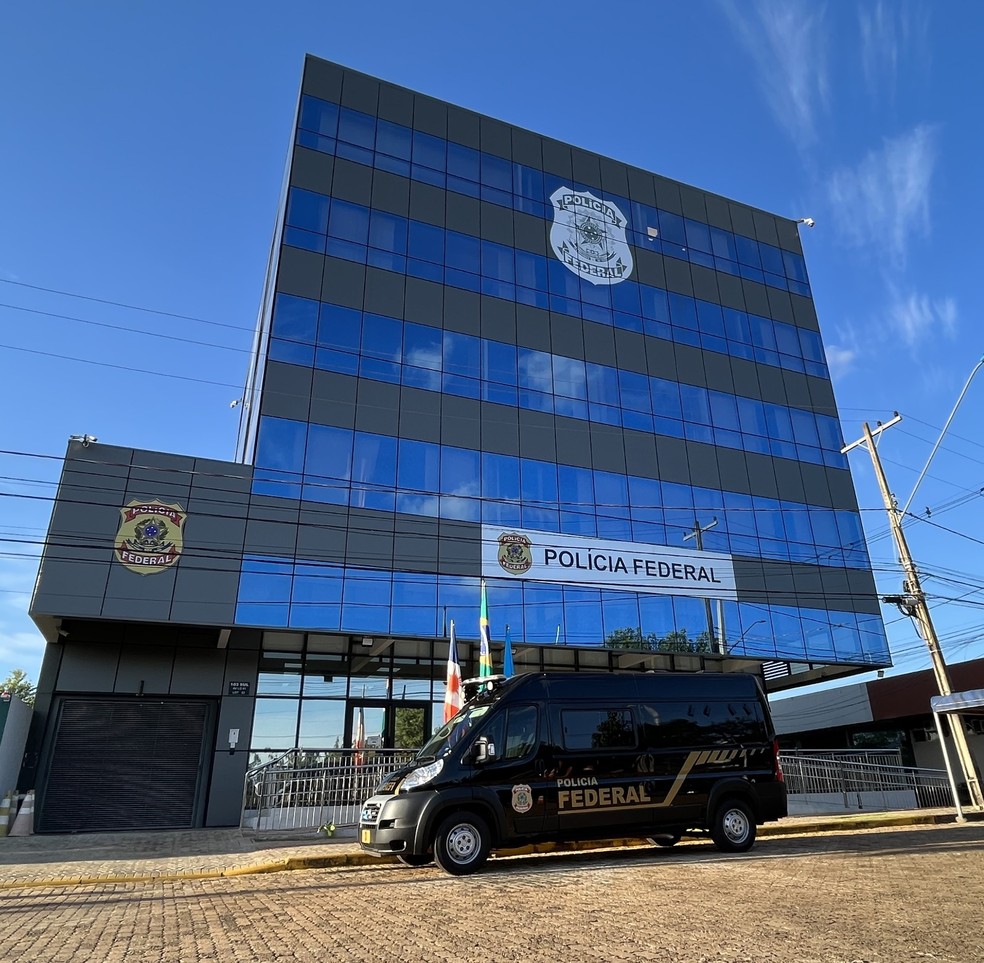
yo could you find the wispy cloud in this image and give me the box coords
[721,0,830,147]
[859,0,930,104]
[824,342,859,380]
[0,558,37,609]
[0,631,46,675]
[826,124,937,269]
[0,558,46,678]
[820,318,865,382]
[885,288,957,348]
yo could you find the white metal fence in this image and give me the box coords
[241,747,956,835]
[780,752,953,814]
[242,748,416,835]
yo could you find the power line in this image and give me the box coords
[0,302,253,353]
[0,277,254,332]
[0,342,245,390]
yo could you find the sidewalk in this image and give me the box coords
[0,808,978,891]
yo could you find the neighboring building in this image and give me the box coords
[771,658,984,776]
[23,55,890,832]
[0,693,32,800]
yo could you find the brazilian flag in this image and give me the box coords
[479,579,493,677]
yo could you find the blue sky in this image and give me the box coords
[2,1,983,692]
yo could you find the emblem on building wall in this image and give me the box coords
[114,500,186,575]
[497,532,533,575]
[549,187,633,285]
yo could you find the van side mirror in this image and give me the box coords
[473,737,496,764]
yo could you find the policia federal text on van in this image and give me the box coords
[359,672,786,874]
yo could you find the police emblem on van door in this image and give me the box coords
[550,187,633,285]
[512,784,533,814]
[497,532,533,575]
[114,500,186,575]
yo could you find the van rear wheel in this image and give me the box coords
[711,799,756,852]
[433,813,491,875]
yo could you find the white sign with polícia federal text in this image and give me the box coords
[481,526,737,600]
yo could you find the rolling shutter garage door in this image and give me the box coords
[41,699,212,832]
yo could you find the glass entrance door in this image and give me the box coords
[345,700,431,750]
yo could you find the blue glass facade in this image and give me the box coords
[236,56,890,674]
[20,57,898,826]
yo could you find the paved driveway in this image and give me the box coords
[3,823,982,962]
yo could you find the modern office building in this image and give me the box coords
[22,55,890,831]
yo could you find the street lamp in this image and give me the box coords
[729,619,766,656]
[684,517,721,653]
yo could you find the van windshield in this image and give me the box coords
[418,705,491,759]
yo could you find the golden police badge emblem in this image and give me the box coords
[114,500,186,575]
[497,532,533,575]
[511,784,533,814]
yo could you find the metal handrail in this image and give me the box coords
[780,753,953,809]
[242,747,418,835]
[241,747,957,835]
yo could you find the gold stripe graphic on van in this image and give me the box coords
[652,750,706,808]
[556,751,711,816]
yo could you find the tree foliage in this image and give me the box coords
[1,669,35,706]
[394,708,425,749]
[603,627,714,655]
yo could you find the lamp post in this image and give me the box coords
[841,385,984,810]
[729,619,766,656]
[684,517,720,653]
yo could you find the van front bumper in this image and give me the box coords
[358,791,436,856]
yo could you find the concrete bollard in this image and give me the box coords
[0,792,11,837]
[9,790,35,837]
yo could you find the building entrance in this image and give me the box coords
[345,699,431,751]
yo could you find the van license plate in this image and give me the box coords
[361,829,371,844]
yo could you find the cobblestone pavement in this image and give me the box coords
[2,823,982,963]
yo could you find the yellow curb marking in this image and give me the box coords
[0,812,971,892]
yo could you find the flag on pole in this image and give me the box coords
[502,622,515,677]
[353,704,366,766]
[444,619,463,723]
[479,578,493,678]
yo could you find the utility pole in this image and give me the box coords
[844,419,983,809]
[684,517,720,654]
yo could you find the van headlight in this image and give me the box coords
[399,758,444,792]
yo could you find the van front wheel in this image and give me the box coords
[711,799,756,852]
[433,813,491,875]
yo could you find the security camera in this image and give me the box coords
[797,217,815,228]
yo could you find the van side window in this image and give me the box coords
[639,701,767,747]
[638,704,700,746]
[707,701,766,744]
[503,705,538,760]
[561,708,636,750]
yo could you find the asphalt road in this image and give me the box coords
[3,823,982,963]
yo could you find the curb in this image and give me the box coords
[1,810,979,892]
[0,852,392,892]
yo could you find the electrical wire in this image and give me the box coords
[0,277,254,332]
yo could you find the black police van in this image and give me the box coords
[359,671,786,874]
